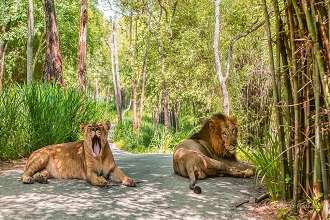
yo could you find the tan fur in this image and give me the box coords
[173,113,254,193]
[22,122,135,187]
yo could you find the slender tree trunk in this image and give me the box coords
[0,42,7,91]
[132,78,138,129]
[77,0,88,92]
[262,0,288,199]
[94,79,99,100]
[27,0,34,85]
[138,43,148,129]
[110,19,122,123]
[129,17,139,131]
[213,0,229,116]
[33,31,45,72]
[43,0,63,85]
[161,56,170,128]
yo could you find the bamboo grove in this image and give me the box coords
[262,0,330,208]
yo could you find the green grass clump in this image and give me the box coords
[0,84,114,160]
[0,86,29,159]
[240,134,283,199]
[24,84,102,150]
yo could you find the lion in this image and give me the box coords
[21,122,136,187]
[173,113,254,194]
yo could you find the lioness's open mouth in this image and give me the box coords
[92,136,101,156]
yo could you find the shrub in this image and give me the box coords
[113,114,200,153]
[0,84,114,160]
[24,84,98,150]
[0,86,29,159]
[240,133,283,199]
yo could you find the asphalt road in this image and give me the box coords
[0,145,263,220]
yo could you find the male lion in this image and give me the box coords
[22,122,136,187]
[173,113,254,194]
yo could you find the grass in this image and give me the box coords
[240,133,284,200]
[0,84,114,160]
[0,86,29,159]
[113,114,199,153]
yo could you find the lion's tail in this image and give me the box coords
[187,167,202,194]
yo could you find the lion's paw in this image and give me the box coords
[122,178,136,187]
[243,169,254,178]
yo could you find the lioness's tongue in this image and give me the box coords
[93,141,100,156]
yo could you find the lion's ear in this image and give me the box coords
[229,116,238,125]
[80,124,86,132]
[103,121,111,131]
[208,118,217,130]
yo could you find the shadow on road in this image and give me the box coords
[0,146,264,219]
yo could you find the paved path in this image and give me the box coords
[0,145,264,220]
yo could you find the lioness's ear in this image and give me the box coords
[80,124,86,132]
[103,121,111,131]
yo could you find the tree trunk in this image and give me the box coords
[138,44,148,129]
[27,0,34,85]
[0,42,7,91]
[77,0,88,92]
[43,0,63,85]
[161,56,170,129]
[94,79,99,100]
[132,77,138,129]
[109,19,122,123]
[213,0,229,116]
[33,31,45,72]
[129,16,139,131]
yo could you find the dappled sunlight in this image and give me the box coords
[0,147,262,219]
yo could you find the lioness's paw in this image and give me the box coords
[243,169,254,178]
[22,176,34,184]
[98,179,109,187]
[33,173,48,184]
[122,178,136,187]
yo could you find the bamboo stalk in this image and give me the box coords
[302,0,329,200]
[262,0,288,199]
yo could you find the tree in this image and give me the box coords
[213,0,230,116]
[43,0,63,85]
[109,19,123,122]
[77,0,88,91]
[27,0,34,85]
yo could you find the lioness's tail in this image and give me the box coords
[187,167,202,194]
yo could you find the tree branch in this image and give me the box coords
[224,19,265,81]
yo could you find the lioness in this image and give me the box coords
[173,113,254,194]
[22,122,135,187]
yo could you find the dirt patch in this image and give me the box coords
[0,158,26,172]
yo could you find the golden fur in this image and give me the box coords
[173,113,254,194]
[22,122,135,187]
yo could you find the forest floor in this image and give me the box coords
[0,145,275,220]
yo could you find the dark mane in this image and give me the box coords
[190,113,227,140]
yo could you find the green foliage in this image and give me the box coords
[0,86,29,159]
[24,84,100,150]
[240,134,283,200]
[113,114,198,153]
[0,84,114,160]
